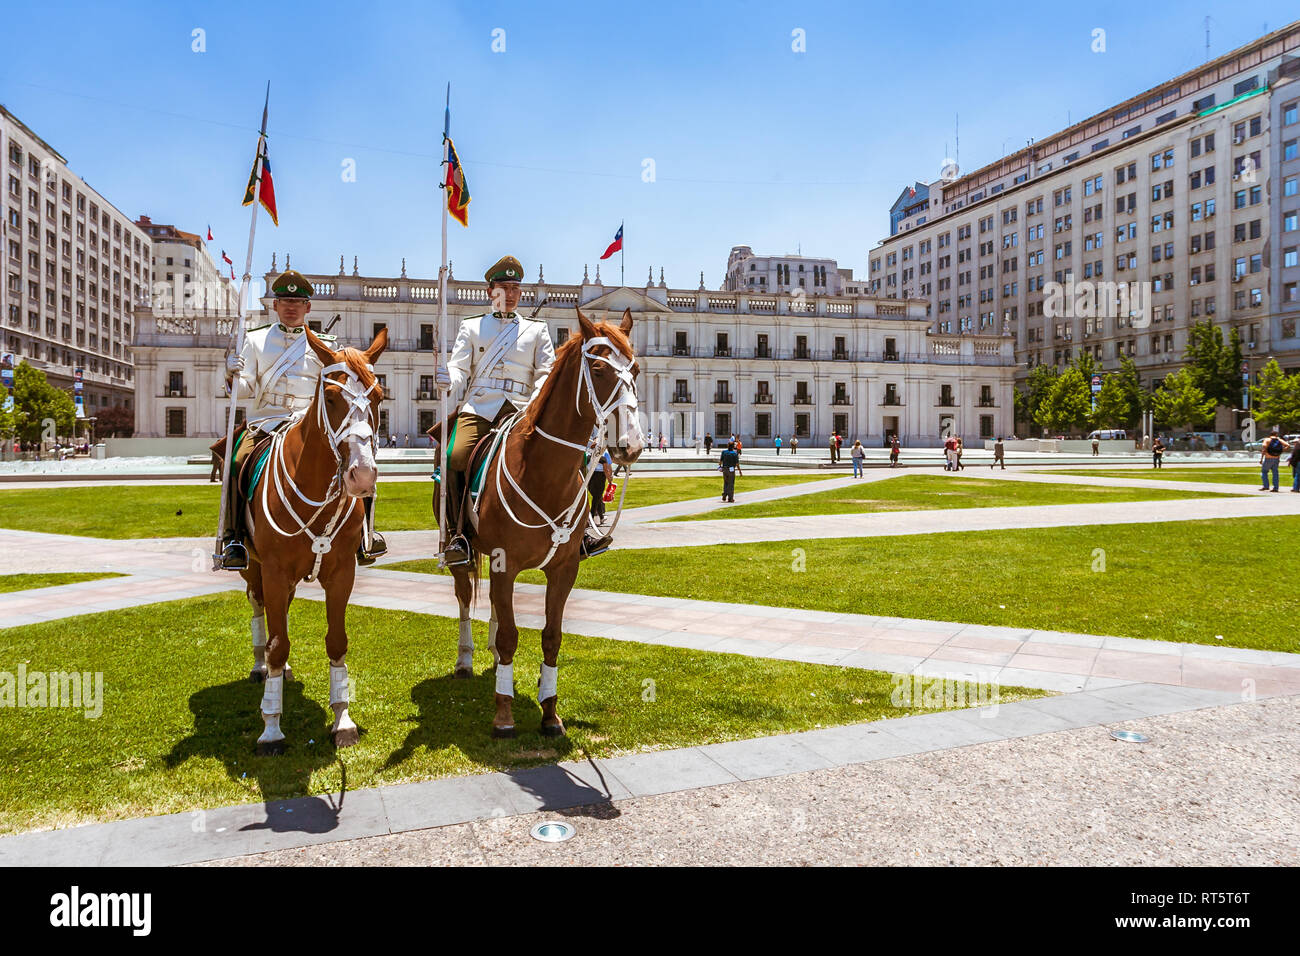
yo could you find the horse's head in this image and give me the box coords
[577,306,643,465]
[307,326,388,498]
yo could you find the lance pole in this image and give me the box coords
[437,83,451,559]
[213,81,269,570]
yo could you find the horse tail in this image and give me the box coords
[467,543,482,606]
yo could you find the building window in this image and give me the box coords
[165,408,186,437]
[714,413,731,436]
[795,413,810,438]
[755,413,771,438]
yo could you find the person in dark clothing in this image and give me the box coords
[1152,436,1166,469]
[704,433,713,456]
[588,450,613,523]
[719,441,742,502]
[889,435,900,467]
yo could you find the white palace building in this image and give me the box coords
[132,254,1017,449]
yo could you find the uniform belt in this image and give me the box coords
[473,377,529,396]
[262,391,312,408]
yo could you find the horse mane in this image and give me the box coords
[517,321,632,439]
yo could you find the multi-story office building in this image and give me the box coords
[870,22,1300,397]
[133,260,1016,445]
[1,105,149,417]
[723,245,851,296]
[135,216,237,317]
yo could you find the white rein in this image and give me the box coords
[259,360,379,582]
[491,336,638,569]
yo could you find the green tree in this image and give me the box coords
[1018,364,1059,435]
[1250,359,1300,432]
[12,362,76,444]
[1090,375,1131,430]
[1183,320,1243,409]
[1034,366,1091,435]
[1151,367,1216,430]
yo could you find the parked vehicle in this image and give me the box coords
[1087,429,1128,440]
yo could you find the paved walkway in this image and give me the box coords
[0,683,1268,867]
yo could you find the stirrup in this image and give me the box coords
[356,530,388,566]
[220,539,249,571]
[580,534,612,560]
[441,534,472,567]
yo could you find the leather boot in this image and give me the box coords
[355,496,387,565]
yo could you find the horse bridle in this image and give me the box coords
[259,360,381,581]
[492,336,639,569]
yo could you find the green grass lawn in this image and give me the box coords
[663,474,1240,521]
[0,591,1036,834]
[0,572,123,594]
[0,474,826,539]
[1038,467,1277,485]
[387,518,1299,652]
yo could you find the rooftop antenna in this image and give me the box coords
[1205,15,1211,62]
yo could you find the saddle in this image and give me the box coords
[210,426,278,500]
[426,416,509,536]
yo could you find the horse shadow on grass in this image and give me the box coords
[164,677,355,836]
[384,669,621,816]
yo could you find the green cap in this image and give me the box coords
[485,255,524,284]
[271,270,314,299]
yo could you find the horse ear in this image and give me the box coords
[576,306,598,340]
[365,325,388,363]
[305,327,335,366]
[620,308,634,333]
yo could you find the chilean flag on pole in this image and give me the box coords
[599,224,623,260]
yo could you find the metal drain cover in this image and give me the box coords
[1110,730,1149,743]
[529,821,575,843]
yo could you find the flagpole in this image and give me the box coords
[620,219,624,287]
[213,81,269,569]
[436,82,451,559]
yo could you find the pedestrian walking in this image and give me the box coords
[774,435,782,455]
[992,436,1006,470]
[956,436,966,470]
[1152,436,1166,469]
[719,441,742,502]
[1289,442,1300,493]
[944,434,959,471]
[659,432,667,453]
[828,433,838,463]
[1259,428,1291,492]
[1091,436,1100,456]
[588,449,613,523]
[704,433,713,455]
[791,435,798,454]
[889,435,900,467]
[850,439,864,477]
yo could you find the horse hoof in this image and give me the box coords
[249,667,265,684]
[491,725,516,739]
[540,722,566,738]
[332,727,359,748]
[453,667,473,679]
[257,739,286,756]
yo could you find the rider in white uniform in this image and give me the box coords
[437,255,554,565]
[219,269,387,569]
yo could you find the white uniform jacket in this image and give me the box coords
[447,311,555,420]
[228,323,333,432]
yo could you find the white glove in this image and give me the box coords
[435,366,451,391]
[225,353,245,376]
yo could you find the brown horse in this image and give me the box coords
[438,307,643,737]
[240,327,388,755]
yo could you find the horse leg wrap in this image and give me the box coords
[456,618,474,672]
[250,616,267,667]
[329,663,356,733]
[538,663,558,702]
[495,661,514,698]
[258,675,285,745]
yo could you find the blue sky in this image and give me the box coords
[2,1,1296,289]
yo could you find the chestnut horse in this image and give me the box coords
[240,327,387,755]
[438,308,643,737]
